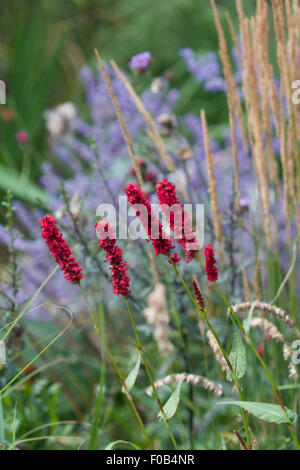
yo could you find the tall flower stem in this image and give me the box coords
[125,298,179,450]
[78,284,153,450]
[169,257,251,448]
[212,281,300,449]
[196,253,299,448]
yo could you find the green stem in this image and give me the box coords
[1,265,59,342]
[169,257,251,448]
[125,298,179,450]
[212,281,300,449]
[79,284,153,450]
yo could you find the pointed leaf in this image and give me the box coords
[220,401,297,424]
[226,324,246,382]
[122,353,141,393]
[105,440,142,450]
[244,302,258,334]
[158,378,184,421]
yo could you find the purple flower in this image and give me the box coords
[204,77,227,93]
[128,52,152,72]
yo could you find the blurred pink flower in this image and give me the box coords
[16,130,28,144]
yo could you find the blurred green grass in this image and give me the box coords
[0,0,257,200]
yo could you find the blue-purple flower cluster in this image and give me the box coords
[0,47,295,316]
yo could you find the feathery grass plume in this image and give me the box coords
[206,330,227,372]
[143,283,173,356]
[283,344,299,382]
[110,59,175,173]
[210,0,241,208]
[146,373,223,398]
[94,49,144,189]
[214,2,249,156]
[239,15,272,246]
[201,109,225,263]
[250,317,284,343]
[254,0,280,196]
[40,215,84,284]
[242,267,252,302]
[229,301,300,336]
[271,0,300,236]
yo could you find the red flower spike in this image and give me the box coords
[95,220,131,298]
[125,183,175,257]
[156,179,200,263]
[40,215,84,284]
[204,244,218,283]
[169,253,181,265]
[192,280,205,312]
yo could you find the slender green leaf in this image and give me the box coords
[226,324,246,382]
[278,384,300,391]
[220,401,297,424]
[122,353,141,393]
[0,164,47,204]
[105,440,142,450]
[158,378,184,421]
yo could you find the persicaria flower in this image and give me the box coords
[95,220,131,298]
[257,344,264,356]
[16,130,28,144]
[125,183,175,257]
[204,245,218,282]
[192,280,205,312]
[169,253,181,265]
[40,215,84,284]
[156,179,200,263]
[129,52,152,72]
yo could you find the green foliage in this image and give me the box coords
[226,324,246,382]
[221,401,297,425]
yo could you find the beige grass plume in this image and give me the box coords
[206,330,227,372]
[143,283,173,356]
[201,109,225,263]
[146,373,223,398]
[109,59,175,174]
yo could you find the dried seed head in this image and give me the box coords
[146,373,223,397]
[206,330,227,372]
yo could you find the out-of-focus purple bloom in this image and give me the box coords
[128,52,152,72]
[179,49,221,84]
[204,77,227,93]
[272,136,281,154]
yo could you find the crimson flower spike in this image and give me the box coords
[95,220,131,298]
[40,215,84,284]
[192,280,205,312]
[125,183,180,262]
[204,244,218,282]
[156,179,200,263]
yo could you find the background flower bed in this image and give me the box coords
[0,0,299,451]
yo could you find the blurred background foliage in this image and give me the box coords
[0,0,257,195]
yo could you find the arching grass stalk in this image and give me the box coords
[78,284,153,450]
[124,298,179,450]
[1,265,59,343]
[195,254,299,449]
[169,256,251,449]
